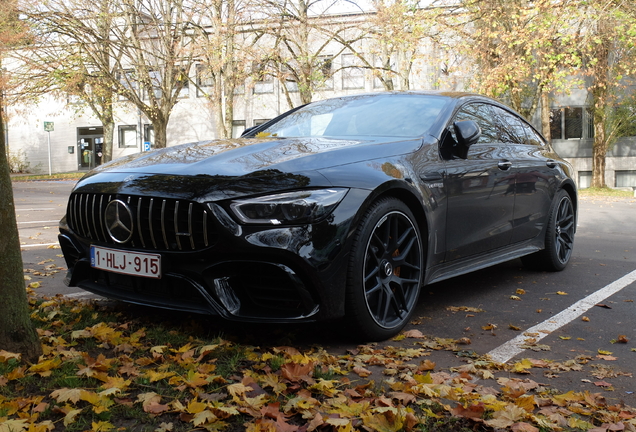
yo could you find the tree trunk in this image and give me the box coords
[591,119,607,188]
[541,92,551,142]
[153,118,168,149]
[0,92,42,363]
[102,121,115,163]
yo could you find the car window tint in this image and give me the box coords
[491,106,528,144]
[260,94,450,138]
[521,123,546,146]
[452,103,498,144]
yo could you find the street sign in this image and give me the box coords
[143,141,151,152]
[44,121,54,132]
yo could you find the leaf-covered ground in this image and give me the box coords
[2,289,636,432]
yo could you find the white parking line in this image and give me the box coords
[488,268,636,364]
[15,208,56,211]
[17,220,60,225]
[20,243,59,248]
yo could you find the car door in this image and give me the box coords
[443,102,516,261]
[490,105,555,243]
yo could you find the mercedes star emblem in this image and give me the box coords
[104,199,134,243]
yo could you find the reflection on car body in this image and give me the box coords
[59,91,577,341]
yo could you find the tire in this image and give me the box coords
[521,189,575,272]
[346,197,424,341]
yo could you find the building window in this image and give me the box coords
[254,77,274,94]
[578,171,592,189]
[232,120,246,138]
[549,108,562,140]
[342,53,365,90]
[143,70,162,100]
[118,125,138,148]
[564,107,582,139]
[317,56,334,90]
[117,69,137,101]
[196,64,213,97]
[253,119,270,127]
[284,80,299,92]
[616,170,636,187]
[550,107,593,140]
[253,62,274,94]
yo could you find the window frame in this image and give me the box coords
[341,53,365,90]
[118,125,138,148]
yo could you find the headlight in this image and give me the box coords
[229,188,348,225]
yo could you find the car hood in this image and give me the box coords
[90,136,422,176]
[72,136,423,201]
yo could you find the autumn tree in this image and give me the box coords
[0,0,42,362]
[20,0,120,162]
[106,0,204,149]
[258,0,358,108]
[578,0,636,188]
[362,0,441,91]
[439,0,580,136]
[193,0,255,138]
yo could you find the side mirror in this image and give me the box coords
[453,120,481,159]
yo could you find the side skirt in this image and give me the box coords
[425,239,543,286]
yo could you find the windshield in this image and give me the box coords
[260,94,449,138]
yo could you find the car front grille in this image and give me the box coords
[67,193,216,252]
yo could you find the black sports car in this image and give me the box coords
[58,91,577,340]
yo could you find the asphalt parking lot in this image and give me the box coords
[13,180,636,403]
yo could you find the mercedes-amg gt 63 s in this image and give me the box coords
[59,91,577,341]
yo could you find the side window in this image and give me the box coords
[452,103,497,144]
[491,106,528,144]
[521,123,546,146]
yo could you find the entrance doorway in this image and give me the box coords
[77,127,104,170]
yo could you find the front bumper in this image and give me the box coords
[58,188,371,323]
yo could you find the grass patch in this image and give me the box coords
[11,171,85,181]
[578,187,633,197]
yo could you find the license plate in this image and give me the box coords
[90,246,161,279]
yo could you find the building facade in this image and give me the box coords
[6,31,636,188]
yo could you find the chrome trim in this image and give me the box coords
[188,203,195,250]
[149,198,157,249]
[137,197,146,248]
[174,201,181,251]
[161,199,169,249]
[67,193,213,252]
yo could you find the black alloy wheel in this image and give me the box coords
[347,198,423,341]
[522,189,575,271]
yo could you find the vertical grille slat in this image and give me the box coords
[66,192,215,252]
[161,199,169,249]
[82,194,91,237]
[99,195,107,242]
[174,201,182,251]
[188,203,195,250]
[78,194,87,237]
[90,195,97,239]
[149,198,157,249]
[137,197,146,248]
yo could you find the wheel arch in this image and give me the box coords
[559,180,578,232]
[355,181,431,257]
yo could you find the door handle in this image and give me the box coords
[498,160,512,170]
[420,172,444,182]
[546,159,558,168]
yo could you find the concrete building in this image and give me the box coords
[5,24,636,188]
